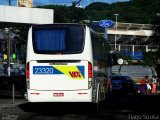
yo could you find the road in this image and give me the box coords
[0,94,160,120]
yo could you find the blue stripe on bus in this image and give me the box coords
[33,66,85,78]
[77,66,85,78]
[33,66,62,74]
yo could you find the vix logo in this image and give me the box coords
[53,65,85,79]
[69,71,82,78]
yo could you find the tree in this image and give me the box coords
[68,4,85,23]
[150,13,160,76]
[143,51,157,76]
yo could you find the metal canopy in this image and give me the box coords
[0,5,54,28]
[88,21,155,45]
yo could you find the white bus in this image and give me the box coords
[26,23,114,104]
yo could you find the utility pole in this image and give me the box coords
[114,14,119,50]
[8,0,11,77]
[8,0,15,104]
[157,13,160,26]
[6,28,11,77]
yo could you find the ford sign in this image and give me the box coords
[99,20,113,28]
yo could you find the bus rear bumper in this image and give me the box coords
[27,89,92,102]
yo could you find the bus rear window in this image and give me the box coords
[32,25,85,54]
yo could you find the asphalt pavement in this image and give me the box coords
[0,98,27,110]
[0,94,160,120]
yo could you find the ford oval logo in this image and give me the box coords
[99,20,113,28]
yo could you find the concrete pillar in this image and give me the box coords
[132,45,135,58]
[118,44,121,51]
[104,28,108,40]
[146,45,149,52]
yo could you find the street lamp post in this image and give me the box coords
[8,0,12,77]
[114,14,119,50]
[157,13,160,26]
[7,0,14,104]
[5,27,15,104]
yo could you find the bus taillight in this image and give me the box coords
[26,62,30,79]
[88,62,92,88]
[26,62,30,89]
[88,62,92,78]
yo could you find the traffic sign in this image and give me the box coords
[99,19,113,28]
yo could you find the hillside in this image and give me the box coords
[37,0,160,24]
[85,0,160,24]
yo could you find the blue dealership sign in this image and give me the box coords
[99,19,113,28]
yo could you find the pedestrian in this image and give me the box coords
[146,82,152,94]
[152,76,157,94]
[156,76,160,92]
[144,75,150,94]
[157,76,160,86]
[140,76,148,94]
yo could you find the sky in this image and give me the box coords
[0,0,129,7]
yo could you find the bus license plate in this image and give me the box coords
[53,93,64,97]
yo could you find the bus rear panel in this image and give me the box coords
[26,24,94,102]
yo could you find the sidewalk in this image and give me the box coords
[0,98,27,109]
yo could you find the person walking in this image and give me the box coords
[146,82,152,94]
[140,76,148,94]
[151,76,157,94]
[157,76,160,86]
[144,75,149,94]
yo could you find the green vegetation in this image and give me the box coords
[143,51,157,76]
[36,0,160,24]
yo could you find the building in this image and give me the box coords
[17,0,32,7]
[85,20,157,60]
